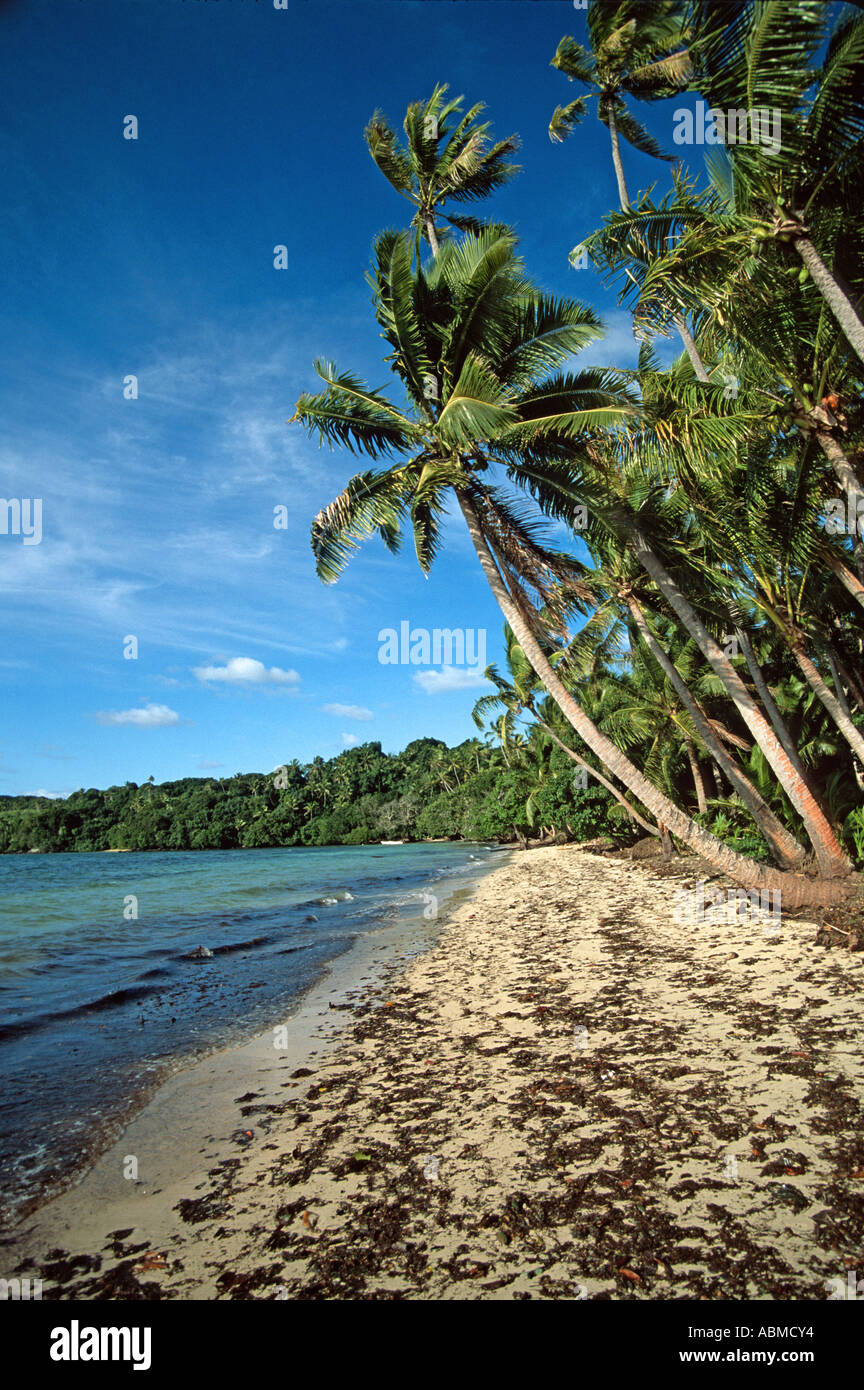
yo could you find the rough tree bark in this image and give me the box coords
[684,735,708,814]
[791,643,864,766]
[795,236,864,370]
[735,626,813,790]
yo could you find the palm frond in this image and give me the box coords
[436,354,517,448]
[551,36,596,86]
[364,112,414,197]
[311,467,414,581]
[549,97,589,143]
[292,361,421,458]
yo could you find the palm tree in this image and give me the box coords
[429,747,455,792]
[473,624,661,836]
[602,467,855,878]
[584,167,864,503]
[292,223,850,906]
[600,648,706,810]
[549,409,852,878]
[365,83,520,256]
[623,592,807,867]
[557,521,809,867]
[625,522,850,875]
[589,5,864,372]
[581,155,864,804]
[550,2,709,375]
[689,0,864,367]
[626,356,864,774]
[549,0,693,210]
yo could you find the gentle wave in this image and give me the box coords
[0,841,498,1225]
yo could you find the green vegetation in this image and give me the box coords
[293,0,864,911]
[7,3,864,901]
[0,737,620,855]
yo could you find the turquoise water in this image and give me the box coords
[0,841,498,1225]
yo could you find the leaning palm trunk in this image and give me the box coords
[814,433,864,584]
[627,596,806,869]
[684,735,708,814]
[790,643,864,766]
[673,314,711,382]
[735,626,813,790]
[599,109,710,384]
[458,491,848,907]
[825,647,864,792]
[533,714,661,838]
[794,236,864,371]
[816,428,864,502]
[828,644,864,714]
[826,553,864,613]
[628,530,851,878]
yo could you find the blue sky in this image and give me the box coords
[0,0,702,797]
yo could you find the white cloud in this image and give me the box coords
[578,308,683,372]
[341,733,360,747]
[96,702,181,727]
[197,759,223,769]
[28,788,68,800]
[413,666,490,694]
[323,702,373,721]
[193,656,300,686]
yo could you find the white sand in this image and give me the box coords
[9,846,864,1300]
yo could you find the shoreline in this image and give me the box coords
[8,844,864,1301]
[0,841,498,1231]
[5,838,515,857]
[2,860,495,1260]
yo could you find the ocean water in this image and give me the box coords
[0,841,498,1226]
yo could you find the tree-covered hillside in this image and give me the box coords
[0,736,618,854]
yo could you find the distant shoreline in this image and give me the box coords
[5,836,504,856]
[0,736,617,857]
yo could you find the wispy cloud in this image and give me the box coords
[95,703,182,727]
[0,316,359,662]
[36,743,76,761]
[579,309,642,370]
[579,307,682,372]
[323,702,373,721]
[341,732,360,747]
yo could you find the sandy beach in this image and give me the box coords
[8,844,864,1301]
